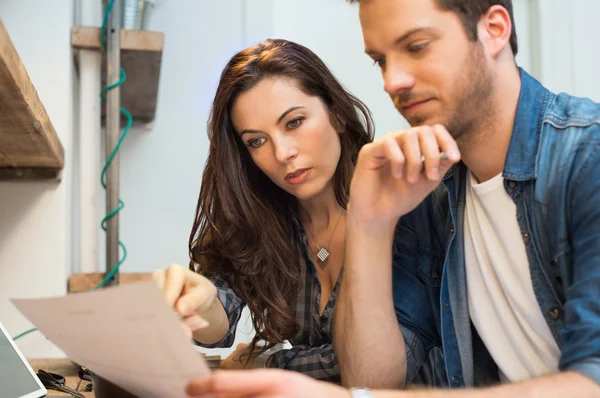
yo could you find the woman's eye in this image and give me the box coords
[372,58,385,68]
[248,137,266,148]
[286,117,304,129]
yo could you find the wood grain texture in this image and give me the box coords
[0,19,64,170]
[68,272,154,293]
[71,26,164,122]
[0,166,61,180]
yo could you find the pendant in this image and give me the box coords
[317,247,330,262]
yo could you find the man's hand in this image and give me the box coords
[186,370,600,398]
[349,125,460,227]
[186,369,350,398]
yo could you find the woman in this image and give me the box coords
[153,38,373,382]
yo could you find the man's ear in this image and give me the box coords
[478,4,513,59]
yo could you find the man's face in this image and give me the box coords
[358,0,494,140]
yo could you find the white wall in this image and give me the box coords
[536,0,600,102]
[0,0,76,357]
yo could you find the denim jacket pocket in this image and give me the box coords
[417,247,444,287]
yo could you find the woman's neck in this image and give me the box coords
[297,183,343,229]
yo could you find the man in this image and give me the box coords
[185,0,600,396]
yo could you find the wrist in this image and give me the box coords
[347,211,397,241]
[347,205,399,237]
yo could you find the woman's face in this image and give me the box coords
[231,78,342,201]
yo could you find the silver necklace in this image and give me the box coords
[308,212,343,262]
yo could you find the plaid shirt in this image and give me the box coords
[196,216,341,382]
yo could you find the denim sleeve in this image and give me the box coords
[559,139,600,385]
[392,210,445,386]
[268,343,340,382]
[193,277,245,349]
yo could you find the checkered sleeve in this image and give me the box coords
[267,343,340,382]
[193,277,245,349]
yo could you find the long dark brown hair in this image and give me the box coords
[189,39,374,358]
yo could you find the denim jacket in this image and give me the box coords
[392,68,600,388]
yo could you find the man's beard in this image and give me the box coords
[397,43,494,144]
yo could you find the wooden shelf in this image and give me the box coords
[71,26,165,123]
[0,19,64,180]
[68,272,154,293]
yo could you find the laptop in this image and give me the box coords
[0,320,47,398]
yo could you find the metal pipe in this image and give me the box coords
[104,0,121,286]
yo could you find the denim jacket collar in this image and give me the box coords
[503,68,553,181]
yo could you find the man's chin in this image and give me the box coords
[405,115,443,128]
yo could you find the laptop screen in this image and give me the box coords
[0,322,46,398]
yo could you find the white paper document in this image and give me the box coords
[12,281,211,398]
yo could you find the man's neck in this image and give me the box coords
[460,65,522,183]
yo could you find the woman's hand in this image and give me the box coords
[153,264,217,335]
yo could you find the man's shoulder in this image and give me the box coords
[535,91,600,200]
[544,91,600,132]
[537,91,600,171]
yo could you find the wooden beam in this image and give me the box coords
[0,19,64,169]
[0,167,61,181]
[71,26,164,52]
[68,272,154,293]
[71,26,164,122]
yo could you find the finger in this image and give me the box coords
[432,124,461,166]
[186,370,293,396]
[383,137,406,179]
[399,129,423,184]
[164,264,186,308]
[176,280,216,316]
[182,314,210,331]
[418,126,441,181]
[152,269,165,290]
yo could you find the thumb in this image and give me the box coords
[176,283,216,316]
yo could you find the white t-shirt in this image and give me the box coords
[463,171,560,382]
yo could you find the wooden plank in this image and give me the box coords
[68,272,154,293]
[0,166,61,181]
[100,49,162,122]
[71,26,164,122]
[71,26,164,52]
[0,19,64,169]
